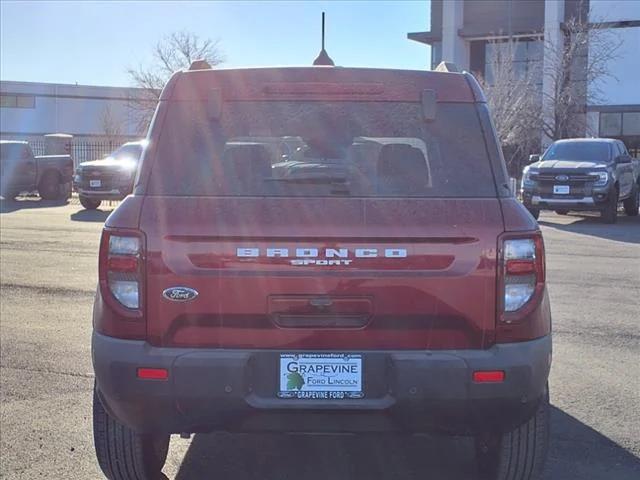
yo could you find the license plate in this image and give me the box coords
[278,353,363,399]
[553,185,570,194]
[89,179,102,188]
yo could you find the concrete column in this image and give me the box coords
[586,111,600,137]
[442,0,469,69]
[542,0,565,146]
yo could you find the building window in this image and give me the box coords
[0,94,36,109]
[482,39,543,86]
[600,112,622,137]
[622,112,640,136]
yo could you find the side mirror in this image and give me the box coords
[615,155,631,164]
[529,154,540,164]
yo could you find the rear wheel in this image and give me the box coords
[38,171,62,200]
[93,385,170,480]
[526,207,540,220]
[600,188,618,224]
[554,209,569,215]
[622,183,639,217]
[80,195,102,210]
[475,388,550,480]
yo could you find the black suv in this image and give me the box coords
[521,138,639,223]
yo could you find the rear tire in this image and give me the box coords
[554,209,569,215]
[79,195,102,210]
[93,384,170,480]
[600,188,618,224]
[38,171,62,200]
[526,207,540,220]
[475,388,550,480]
[622,183,639,217]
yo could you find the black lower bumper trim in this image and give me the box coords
[93,333,552,435]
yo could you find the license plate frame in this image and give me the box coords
[553,185,570,195]
[89,179,102,188]
[278,353,364,399]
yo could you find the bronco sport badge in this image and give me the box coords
[236,247,408,266]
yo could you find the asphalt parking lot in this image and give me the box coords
[1,198,638,480]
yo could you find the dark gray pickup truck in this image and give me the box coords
[521,138,639,223]
[0,140,74,200]
[73,141,145,210]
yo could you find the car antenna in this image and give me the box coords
[313,12,335,66]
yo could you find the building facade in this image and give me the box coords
[408,0,640,155]
[0,81,146,143]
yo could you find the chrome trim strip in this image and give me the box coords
[531,196,595,205]
[77,188,120,195]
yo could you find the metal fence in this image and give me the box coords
[29,140,122,168]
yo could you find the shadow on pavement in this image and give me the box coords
[174,431,475,480]
[0,196,69,213]
[170,406,639,480]
[69,209,112,222]
[539,213,640,244]
[544,407,640,480]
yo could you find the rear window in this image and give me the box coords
[147,101,497,197]
[542,142,611,162]
[0,143,29,161]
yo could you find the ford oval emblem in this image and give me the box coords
[162,287,199,302]
[555,175,569,181]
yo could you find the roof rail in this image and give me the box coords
[435,61,459,73]
[188,59,212,71]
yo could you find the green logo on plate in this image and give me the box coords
[286,372,305,390]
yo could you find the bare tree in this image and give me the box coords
[100,104,123,142]
[541,7,622,141]
[128,31,225,133]
[478,40,542,176]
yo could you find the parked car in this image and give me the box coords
[74,140,145,210]
[0,140,73,200]
[521,138,640,223]
[92,64,552,480]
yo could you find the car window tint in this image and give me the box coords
[147,102,497,198]
[0,144,28,161]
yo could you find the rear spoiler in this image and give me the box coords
[435,61,486,103]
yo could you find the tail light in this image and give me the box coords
[497,232,547,341]
[96,228,145,338]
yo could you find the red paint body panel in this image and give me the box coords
[499,198,539,232]
[139,196,503,349]
[94,68,551,351]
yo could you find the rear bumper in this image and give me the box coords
[93,332,552,436]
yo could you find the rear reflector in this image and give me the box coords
[107,255,139,272]
[472,371,505,383]
[137,368,169,380]
[505,259,536,275]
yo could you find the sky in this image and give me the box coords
[0,1,431,87]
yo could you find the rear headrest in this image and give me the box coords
[222,144,272,193]
[377,144,429,194]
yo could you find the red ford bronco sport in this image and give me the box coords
[92,64,552,480]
